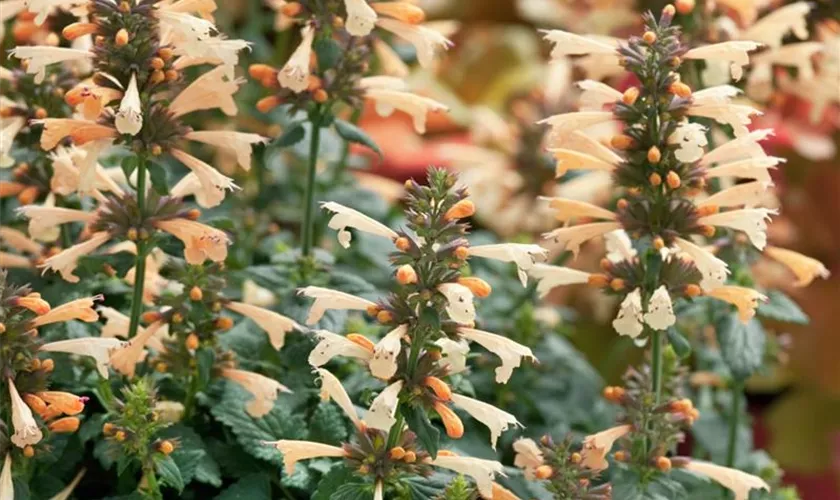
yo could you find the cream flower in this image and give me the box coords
[468,243,548,286]
[170,148,238,205]
[683,41,763,81]
[674,237,729,290]
[0,252,32,268]
[154,401,186,423]
[115,73,142,136]
[706,286,767,322]
[297,286,377,325]
[450,394,520,449]
[0,116,24,168]
[605,229,637,262]
[31,295,100,327]
[580,424,632,471]
[49,145,123,196]
[439,282,476,325]
[698,208,776,250]
[9,378,43,448]
[700,129,773,167]
[321,201,399,249]
[543,222,622,259]
[222,368,290,418]
[430,454,504,498]
[684,460,770,500]
[740,2,810,48]
[542,30,617,58]
[278,24,315,92]
[316,368,361,427]
[0,226,43,255]
[225,301,301,350]
[155,8,215,43]
[185,130,267,171]
[39,231,111,283]
[698,181,770,210]
[375,18,452,68]
[688,103,762,138]
[344,0,377,36]
[543,197,617,223]
[16,205,95,242]
[668,122,708,163]
[528,263,591,298]
[33,118,96,150]
[691,85,742,106]
[0,454,11,500]
[40,337,125,379]
[308,330,374,367]
[435,338,469,374]
[267,440,346,475]
[365,380,403,431]
[577,80,622,110]
[110,321,166,378]
[10,46,93,83]
[538,111,616,144]
[458,327,535,384]
[154,218,230,265]
[549,148,618,177]
[172,38,251,77]
[643,286,676,331]
[242,279,275,307]
[612,289,644,338]
[373,38,409,77]
[170,173,223,208]
[100,307,169,352]
[553,130,623,165]
[370,324,406,380]
[374,481,383,500]
[363,87,448,134]
[704,157,781,184]
[169,65,242,117]
[513,438,544,479]
[764,246,830,287]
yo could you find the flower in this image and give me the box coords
[115,73,142,136]
[37,391,85,415]
[0,455,11,500]
[170,173,224,208]
[683,41,763,81]
[321,201,399,248]
[577,79,623,110]
[706,286,767,322]
[31,119,92,150]
[674,237,729,290]
[605,229,637,262]
[458,327,535,383]
[153,218,230,265]
[698,181,770,209]
[528,264,592,298]
[698,208,776,250]
[308,330,374,367]
[154,401,186,423]
[362,86,449,134]
[49,468,86,500]
[739,2,810,48]
[344,0,377,36]
[9,378,43,448]
[185,130,267,171]
[278,24,315,92]
[643,286,676,331]
[10,46,93,83]
[542,30,617,58]
[468,243,548,286]
[365,380,403,431]
[438,282,476,325]
[110,322,166,378]
[543,197,617,223]
[39,232,111,282]
[513,438,544,479]
[543,222,622,259]
[222,368,290,418]
[297,286,377,325]
[700,129,773,167]
[31,295,100,327]
[435,338,469,374]
[316,368,361,427]
[0,116,24,168]
[430,454,504,498]
[580,424,633,470]
[704,157,780,184]
[612,288,644,338]
[242,279,275,307]
[0,227,43,256]
[691,85,742,106]
[169,66,242,117]
[538,111,616,144]
[170,149,238,206]
[668,122,708,163]
[450,394,520,449]
[40,337,126,379]
[16,205,96,242]
[266,440,346,475]
[549,148,618,177]
[225,301,301,350]
[688,103,762,138]
[375,18,452,68]
[763,246,830,287]
[683,460,770,500]
[370,324,406,380]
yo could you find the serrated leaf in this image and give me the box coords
[215,473,271,500]
[758,290,809,324]
[334,119,382,158]
[155,455,185,493]
[330,482,373,500]
[194,453,223,487]
[308,402,351,445]
[403,405,439,459]
[716,314,766,380]
[404,475,448,499]
[313,466,358,500]
[275,122,306,148]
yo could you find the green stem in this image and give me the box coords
[127,155,148,339]
[386,321,426,449]
[301,106,323,257]
[333,108,362,183]
[651,330,663,404]
[725,381,743,467]
[182,371,200,420]
[142,463,161,499]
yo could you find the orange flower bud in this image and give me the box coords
[13,293,51,315]
[610,278,625,291]
[610,134,635,150]
[647,146,661,164]
[313,89,329,103]
[424,376,452,401]
[185,333,199,350]
[653,237,665,250]
[535,465,554,479]
[396,264,418,285]
[434,402,464,439]
[257,95,283,113]
[114,430,126,441]
[366,304,381,317]
[643,31,657,44]
[165,69,179,81]
[38,391,85,415]
[49,417,80,433]
[115,28,129,46]
[347,333,376,353]
[587,274,609,288]
[62,22,98,41]
[23,394,48,416]
[189,286,203,301]
[570,452,582,464]
[42,359,54,372]
[70,124,117,145]
[215,317,233,330]
[403,450,417,463]
[389,447,406,460]
[684,284,702,298]
[376,310,394,324]
[158,440,175,455]
[444,199,476,221]
[648,172,662,186]
[457,277,491,298]
[666,171,681,189]
[663,4,676,16]
[249,64,277,81]
[700,225,716,238]
[158,47,173,60]
[150,70,165,85]
[395,237,411,251]
[696,205,719,217]
[614,450,629,462]
[23,446,35,458]
[656,456,672,472]
[616,198,629,210]
[669,81,692,98]
[621,87,639,105]
[454,246,470,260]
[17,186,39,205]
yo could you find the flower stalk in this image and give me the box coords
[302,104,326,258]
[127,153,149,339]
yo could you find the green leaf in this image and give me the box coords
[716,314,766,380]
[194,453,223,487]
[758,290,809,324]
[404,475,447,499]
[146,160,168,195]
[308,402,351,445]
[120,156,137,183]
[334,119,382,158]
[215,473,271,500]
[666,327,692,359]
[314,38,342,71]
[155,455,185,493]
[196,347,215,388]
[313,466,358,500]
[330,482,373,500]
[275,122,306,148]
[403,405,439,459]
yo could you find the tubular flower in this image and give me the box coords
[185,130,268,171]
[109,322,166,378]
[683,41,763,81]
[170,149,239,206]
[612,288,644,338]
[242,279,275,307]
[362,85,449,134]
[549,148,618,177]
[458,327,535,383]
[225,301,301,350]
[365,380,403,431]
[308,330,374,367]
[698,181,770,209]
[31,295,101,327]
[429,454,504,499]
[435,338,469,374]
[450,394,520,450]
[543,222,623,259]
[467,244,548,286]
[297,286,376,325]
[580,424,633,471]
[643,286,676,330]
[321,202,399,248]
[37,392,85,415]
[316,368,361,427]
[222,369,291,418]
[543,197,617,223]
[344,0,377,36]
[0,117,25,168]
[542,30,617,58]
[699,129,773,167]
[375,18,452,68]
[278,23,315,93]
[438,283,476,325]
[739,2,810,48]
[697,208,776,250]
[10,46,93,83]
[683,460,770,500]
[153,218,231,265]
[16,205,96,243]
[673,237,729,290]
[39,232,112,283]
[169,66,243,117]
[513,438,545,479]
[668,122,708,163]
[115,73,142,136]
[763,246,830,287]
[706,286,767,322]
[11,293,50,315]
[0,455,11,499]
[703,157,780,184]
[266,440,346,475]
[9,379,43,448]
[538,111,616,144]
[369,324,406,380]
[40,338,126,379]
[577,79,623,110]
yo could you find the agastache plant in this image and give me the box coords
[520,4,829,498]
[264,167,547,498]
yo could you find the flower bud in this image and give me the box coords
[676,0,695,14]
[371,2,425,24]
[141,311,161,324]
[42,359,54,372]
[157,440,175,455]
[215,317,233,330]
[684,284,702,298]
[376,310,394,324]
[603,386,626,403]
[647,146,661,164]
[187,286,203,301]
[570,452,582,464]
[656,456,672,472]
[165,70,179,81]
[23,446,35,458]
[389,447,406,460]
[150,70,165,85]
[621,87,639,105]
[49,417,80,433]
[115,28,129,46]
[103,422,116,435]
[396,264,418,285]
[185,333,199,350]
[347,333,376,353]
[454,246,470,260]
[610,134,635,150]
[648,172,662,186]
[403,450,417,463]
[62,22,98,41]
[366,304,381,317]
[256,95,283,113]
[313,89,329,103]
[643,31,657,44]
[444,199,476,221]
[171,312,183,324]
[280,1,302,16]
[158,47,173,60]
[114,430,127,442]
[669,81,692,98]
[249,64,277,82]
[457,277,491,298]
[424,376,452,401]
[433,402,464,439]
[587,274,609,288]
[23,394,47,415]
[663,4,676,17]
[696,205,719,217]
[610,278,625,291]
[652,237,665,250]
[535,465,554,479]
[700,225,716,237]
[395,237,411,251]
[17,186,39,205]
[616,198,629,210]
[614,450,629,462]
